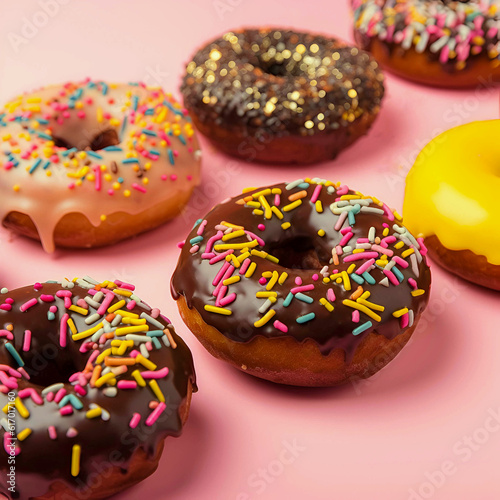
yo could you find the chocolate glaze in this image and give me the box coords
[181,28,385,138]
[0,281,196,500]
[172,180,431,360]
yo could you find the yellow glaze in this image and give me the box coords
[403,120,500,265]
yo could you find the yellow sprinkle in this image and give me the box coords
[222,230,245,241]
[252,209,264,216]
[17,428,32,441]
[136,354,157,371]
[392,308,409,318]
[282,199,302,212]
[132,369,147,387]
[223,276,241,286]
[382,227,389,237]
[320,298,334,312]
[401,248,415,258]
[246,201,261,208]
[72,323,103,341]
[214,240,258,251]
[71,445,81,477]
[67,319,77,335]
[149,380,165,403]
[107,300,127,314]
[96,107,103,122]
[343,300,381,322]
[13,185,20,192]
[315,200,323,213]
[258,195,273,219]
[96,348,112,364]
[113,289,133,297]
[237,251,250,262]
[86,407,102,419]
[226,253,241,268]
[94,372,116,388]
[115,325,149,336]
[341,271,351,291]
[204,305,232,315]
[251,188,272,199]
[256,291,277,298]
[114,309,139,319]
[100,215,107,222]
[266,271,279,291]
[245,262,257,278]
[69,305,89,316]
[411,289,425,297]
[254,309,276,328]
[281,222,291,230]
[278,272,288,285]
[394,241,405,249]
[271,206,284,219]
[124,190,131,197]
[318,229,326,237]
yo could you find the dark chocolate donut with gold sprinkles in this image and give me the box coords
[0,277,195,500]
[181,28,385,164]
[172,178,431,387]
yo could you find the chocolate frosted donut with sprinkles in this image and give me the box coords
[0,80,201,253]
[0,277,196,500]
[172,178,431,387]
[352,0,500,87]
[181,28,385,164]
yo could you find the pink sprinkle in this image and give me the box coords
[383,269,399,286]
[392,256,409,269]
[239,258,251,275]
[56,290,72,298]
[201,252,216,260]
[60,314,69,348]
[132,183,147,193]
[66,427,78,438]
[196,220,208,236]
[97,293,114,315]
[401,313,409,329]
[59,405,73,416]
[40,294,55,302]
[352,310,360,323]
[310,184,322,203]
[258,277,267,285]
[245,231,265,247]
[0,330,13,340]
[382,204,395,221]
[117,380,138,390]
[22,330,31,352]
[46,392,54,402]
[54,388,67,404]
[371,244,393,256]
[170,174,177,181]
[337,185,349,195]
[161,174,168,181]
[257,224,265,231]
[334,211,348,231]
[339,232,353,247]
[340,227,352,235]
[48,426,57,440]
[212,261,231,287]
[20,298,38,312]
[205,231,224,254]
[49,305,57,313]
[312,274,319,281]
[343,252,379,262]
[408,278,418,290]
[209,249,234,265]
[274,194,280,206]
[219,293,237,307]
[327,289,336,302]
[94,165,102,191]
[291,284,315,294]
[74,385,87,396]
[273,320,288,333]
[0,305,12,311]
[127,300,137,310]
[5,298,14,305]
[417,237,428,256]
[190,245,200,254]
[295,277,302,285]
[146,402,166,426]
[356,258,376,275]
[141,367,169,379]
[129,413,141,429]
[177,240,185,248]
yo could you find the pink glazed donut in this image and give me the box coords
[0,80,202,252]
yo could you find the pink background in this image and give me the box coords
[1,1,499,499]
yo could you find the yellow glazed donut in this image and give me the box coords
[0,80,201,252]
[403,120,500,290]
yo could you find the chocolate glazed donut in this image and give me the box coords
[181,28,385,164]
[172,178,431,387]
[0,278,196,500]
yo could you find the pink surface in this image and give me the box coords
[0,1,499,499]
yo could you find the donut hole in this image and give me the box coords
[52,128,120,151]
[268,236,329,270]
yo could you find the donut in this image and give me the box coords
[0,80,202,253]
[181,28,385,164]
[0,277,196,499]
[404,120,500,290]
[352,0,500,88]
[171,178,431,387]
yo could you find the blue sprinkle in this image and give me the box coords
[142,129,157,137]
[152,337,162,349]
[144,108,155,115]
[62,147,78,157]
[42,160,51,170]
[120,116,128,139]
[37,118,49,125]
[132,95,139,112]
[29,158,42,174]
[5,342,24,367]
[296,312,315,324]
[122,158,139,164]
[164,100,184,116]
[118,177,124,183]
[392,267,405,282]
[350,273,364,285]
[362,272,376,285]
[295,292,313,304]
[146,330,165,337]
[297,182,310,189]
[192,218,203,228]
[190,236,204,245]
[87,81,96,88]
[86,151,103,160]
[177,134,186,145]
[101,82,108,95]
[103,146,123,152]
[47,311,56,321]
[37,131,53,141]
[352,321,372,336]
[348,211,356,225]
[59,394,83,410]
[149,149,160,156]
[283,292,294,307]
[168,149,175,165]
